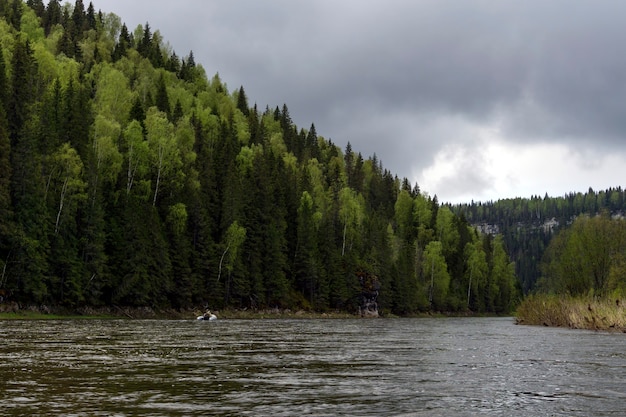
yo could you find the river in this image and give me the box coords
[0,317,624,416]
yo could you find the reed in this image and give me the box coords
[516,294,626,331]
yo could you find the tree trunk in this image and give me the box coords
[55,177,69,234]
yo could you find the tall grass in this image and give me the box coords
[516,294,626,331]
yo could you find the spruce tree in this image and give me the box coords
[5,0,22,30]
[71,0,86,34]
[0,67,12,254]
[8,38,38,146]
[26,0,45,18]
[155,73,170,117]
[43,0,62,35]
[172,99,183,123]
[86,1,96,30]
[236,86,249,116]
[112,23,130,61]
[138,22,152,58]
[8,38,49,302]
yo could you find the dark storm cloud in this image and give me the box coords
[97,0,626,198]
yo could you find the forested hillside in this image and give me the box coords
[452,187,626,294]
[0,0,519,314]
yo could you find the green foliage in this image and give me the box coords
[423,241,450,310]
[0,0,520,314]
[453,187,626,294]
[538,214,626,297]
[464,240,488,311]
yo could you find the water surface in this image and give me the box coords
[1,317,625,416]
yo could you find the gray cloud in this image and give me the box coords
[97,0,626,200]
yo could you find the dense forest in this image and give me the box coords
[0,0,521,314]
[452,187,626,294]
[538,213,626,297]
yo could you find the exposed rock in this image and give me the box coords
[357,270,380,318]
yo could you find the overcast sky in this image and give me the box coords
[94,0,626,203]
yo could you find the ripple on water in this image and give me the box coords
[1,317,626,416]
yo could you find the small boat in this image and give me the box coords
[197,310,217,321]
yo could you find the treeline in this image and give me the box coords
[538,214,626,297]
[515,213,626,331]
[452,187,626,293]
[454,187,626,226]
[0,0,519,314]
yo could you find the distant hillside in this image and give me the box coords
[452,187,626,292]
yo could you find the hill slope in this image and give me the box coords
[0,0,521,314]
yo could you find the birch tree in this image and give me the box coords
[92,115,122,201]
[464,240,488,311]
[48,143,86,235]
[423,241,450,310]
[145,107,180,206]
[338,186,364,256]
[94,64,132,124]
[218,220,246,283]
[122,120,149,196]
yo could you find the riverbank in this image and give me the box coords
[515,294,626,331]
[0,302,507,321]
[0,302,359,320]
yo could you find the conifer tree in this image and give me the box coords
[129,95,146,123]
[0,45,7,115]
[294,191,319,305]
[155,73,170,117]
[71,0,86,34]
[8,38,38,146]
[236,86,249,116]
[26,0,45,18]
[137,22,152,58]
[172,99,183,123]
[10,115,49,304]
[112,23,131,61]
[0,51,12,260]
[5,0,22,30]
[166,52,180,73]
[179,51,196,82]
[86,1,96,30]
[43,0,61,35]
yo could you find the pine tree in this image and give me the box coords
[61,77,93,158]
[0,48,12,259]
[172,99,183,123]
[155,73,170,117]
[137,22,152,58]
[43,0,62,35]
[293,191,319,306]
[8,38,38,146]
[26,0,45,18]
[129,95,146,123]
[166,52,181,74]
[236,86,249,116]
[39,78,63,155]
[85,1,96,31]
[0,45,7,116]
[112,23,131,61]
[7,38,47,302]
[305,123,319,160]
[5,0,22,30]
[71,0,86,34]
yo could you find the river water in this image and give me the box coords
[0,317,625,416]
